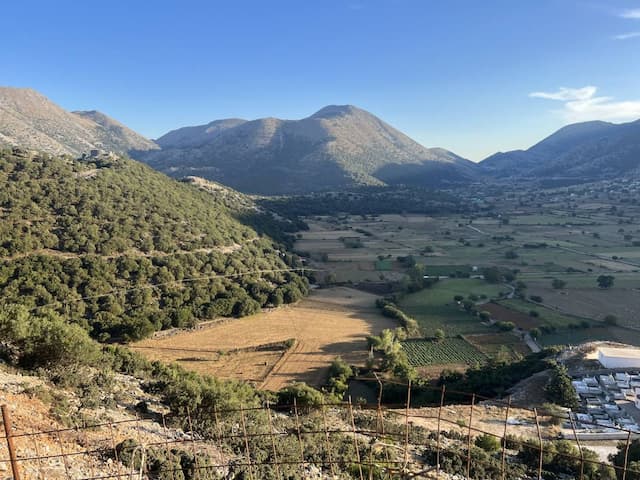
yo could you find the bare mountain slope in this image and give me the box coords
[480,119,640,180]
[138,105,475,194]
[0,87,158,155]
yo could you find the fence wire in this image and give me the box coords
[1,380,639,479]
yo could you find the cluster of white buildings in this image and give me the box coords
[571,347,640,438]
[571,372,640,435]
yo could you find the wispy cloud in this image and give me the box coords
[620,8,640,19]
[613,31,640,40]
[530,86,597,102]
[530,86,640,123]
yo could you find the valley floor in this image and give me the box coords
[131,287,396,390]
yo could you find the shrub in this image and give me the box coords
[496,321,515,332]
[475,433,501,452]
[277,382,325,408]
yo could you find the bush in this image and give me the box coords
[0,305,100,370]
[475,433,501,452]
[597,275,615,289]
[496,321,515,332]
[277,382,325,408]
[378,302,420,336]
[327,357,353,396]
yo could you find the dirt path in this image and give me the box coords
[0,243,247,263]
[466,224,488,235]
[524,332,541,353]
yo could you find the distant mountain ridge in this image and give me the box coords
[480,119,640,179]
[6,86,639,191]
[137,105,475,194]
[0,87,158,155]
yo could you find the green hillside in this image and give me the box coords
[0,148,308,341]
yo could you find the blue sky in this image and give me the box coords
[2,0,640,160]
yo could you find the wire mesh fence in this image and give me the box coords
[1,379,639,479]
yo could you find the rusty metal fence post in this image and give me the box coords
[466,394,475,480]
[569,413,585,480]
[436,385,446,478]
[623,430,632,480]
[1,405,20,480]
[347,396,364,480]
[533,408,543,480]
[500,396,511,480]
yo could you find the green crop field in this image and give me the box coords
[401,337,487,366]
[465,333,529,359]
[375,259,393,271]
[399,279,505,336]
[537,325,640,348]
[423,264,474,276]
[498,298,591,329]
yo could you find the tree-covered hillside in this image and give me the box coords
[0,148,308,341]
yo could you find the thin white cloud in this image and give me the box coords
[620,8,640,19]
[530,86,640,123]
[529,86,597,102]
[613,31,640,40]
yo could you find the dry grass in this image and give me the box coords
[131,287,397,390]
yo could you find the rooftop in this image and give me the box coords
[599,347,640,359]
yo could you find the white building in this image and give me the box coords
[598,347,640,369]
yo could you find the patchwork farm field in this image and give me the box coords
[524,283,640,328]
[481,303,540,330]
[127,187,640,392]
[131,287,396,390]
[497,298,591,329]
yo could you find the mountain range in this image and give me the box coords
[0,87,158,156]
[138,104,475,194]
[480,119,640,180]
[1,86,639,192]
